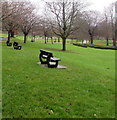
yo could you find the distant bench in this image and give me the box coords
[39,49,61,68]
[6,41,12,46]
[13,41,22,50]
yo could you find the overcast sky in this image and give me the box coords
[30,0,117,14]
[88,0,116,11]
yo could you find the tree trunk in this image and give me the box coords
[54,38,56,43]
[112,38,116,46]
[24,34,27,43]
[33,35,35,42]
[45,36,47,44]
[62,38,66,51]
[106,37,109,46]
[51,37,53,44]
[58,37,60,42]
[8,31,11,42]
[90,35,93,44]
[10,30,15,38]
[47,37,48,42]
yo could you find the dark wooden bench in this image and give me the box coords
[13,41,22,50]
[6,41,12,46]
[39,49,61,68]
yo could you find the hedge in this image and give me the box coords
[73,43,117,50]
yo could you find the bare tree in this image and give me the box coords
[2,1,23,42]
[2,0,38,43]
[84,10,100,44]
[1,1,13,21]
[101,2,116,46]
[19,2,37,43]
[69,14,90,43]
[104,13,110,46]
[46,0,86,51]
[39,18,50,44]
[108,3,116,46]
[98,11,112,46]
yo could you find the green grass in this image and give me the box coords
[2,34,115,118]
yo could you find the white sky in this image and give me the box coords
[30,0,117,14]
[88,0,116,12]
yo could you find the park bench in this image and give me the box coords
[13,41,22,50]
[39,49,61,68]
[6,41,12,46]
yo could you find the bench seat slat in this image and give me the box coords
[42,55,48,58]
[50,57,61,61]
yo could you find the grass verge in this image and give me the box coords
[2,35,115,118]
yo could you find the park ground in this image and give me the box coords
[1,34,115,118]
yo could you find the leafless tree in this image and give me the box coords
[108,3,116,46]
[69,14,90,43]
[46,0,86,51]
[39,18,50,44]
[98,11,112,46]
[2,1,24,41]
[100,2,116,46]
[103,13,110,46]
[1,1,13,21]
[2,0,38,43]
[19,2,37,43]
[84,10,100,44]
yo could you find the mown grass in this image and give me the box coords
[2,34,115,118]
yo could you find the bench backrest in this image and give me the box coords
[40,49,53,57]
[13,41,18,46]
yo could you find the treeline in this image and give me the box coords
[1,0,117,51]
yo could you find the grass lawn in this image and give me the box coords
[2,35,115,118]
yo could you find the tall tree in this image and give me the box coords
[98,12,112,46]
[19,2,37,43]
[46,0,86,51]
[1,1,14,21]
[40,18,50,44]
[109,3,116,46]
[2,1,23,42]
[84,10,100,44]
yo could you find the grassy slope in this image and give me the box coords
[2,35,115,118]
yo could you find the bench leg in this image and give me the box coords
[47,61,58,68]
[39,53,47,64]
[18,46,22,50]
[54,61,58,68]
[14,47,18,50]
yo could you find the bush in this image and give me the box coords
[73,43,88,48]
